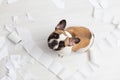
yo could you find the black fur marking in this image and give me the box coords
[59,41,65,47]
[48,32,59,42]
[54,41,65,51]
[48,40,58,49]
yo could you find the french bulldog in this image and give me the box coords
[48,19,94,57]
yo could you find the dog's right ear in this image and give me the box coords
[55,19,66,30]
[69,37,80,46]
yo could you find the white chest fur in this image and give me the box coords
[57,46,72,57]
[57,31,72,57]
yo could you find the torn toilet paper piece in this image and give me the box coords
[58,68,74,80]
[6,0,18,4]
[4,25,22,44]
[0,37,8,61]
[98,0,109,9]
[7,31,22,44]
[117,24,120,29]
[1,76,12,80]
[0,46,8,61]
[4,24,17,33]
[12,16,18,24]
[2,55,33,80]
[39,53,54,68]
[16,27,43,60]
[20,55,35,65]
[0,37,5,49]
[12,13,35,24]
[78,64,94,77]
[67,71,85,80]
[87,46,100,69]
[117,39,120,47]
[112,17,120,25]
[105,33,117,47]
[49,61,64,75]
[97,39,109,52]
[9,55,22,68]
[102,11,113,23]
[112,29,120,39]
[5,55,20,80]
[89,0,101,8]
[51,0,65,9]
[89,0,109,9]
[22,73,39,80]
[93,8,103,20]
[93,9,113,23]
[25,12,35,22]
[28,45,43,60]
[90,0,113,23]
[0,0,3,4]
[16,27,52,68]
[16,27,36,52]
[0,61,7,79]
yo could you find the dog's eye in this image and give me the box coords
[52,40,58,46]
[59,41,65,47]
[53,33,59,39]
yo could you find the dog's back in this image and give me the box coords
[66,26,93,52]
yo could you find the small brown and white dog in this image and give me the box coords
[48,19,94,57]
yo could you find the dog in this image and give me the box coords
[48,19,94,57]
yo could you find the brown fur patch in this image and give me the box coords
[66,26,92,51]
[54,30,67,36]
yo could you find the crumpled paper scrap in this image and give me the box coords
[112,17,120,25]
[12,13,35,24]
[48,61,64,75]
[58,68,75,80]
[6,0,18,4]
[0,37,8,61]
[1,55,34,80]
[16,27,54,68]
[4,55,21,80]
[89,0,109,9]
[67,70,86,80]
[0,0,3,4]
[112,17,120,29]
[89,0,101,8]
[89,0,114,23]
[51,0,65,9]
[23,73,39,80]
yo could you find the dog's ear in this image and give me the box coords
[55,19,66,30]
[69,38,80,46]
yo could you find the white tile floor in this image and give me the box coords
[0,0,120,80]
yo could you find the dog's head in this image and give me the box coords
[48,19,80,51]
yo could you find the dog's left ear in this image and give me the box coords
[69,38,80,46]
[55,19,66,30]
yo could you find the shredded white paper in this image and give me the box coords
[7,0,18,4]
[51,0,65,9]
[0,37,8,61]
